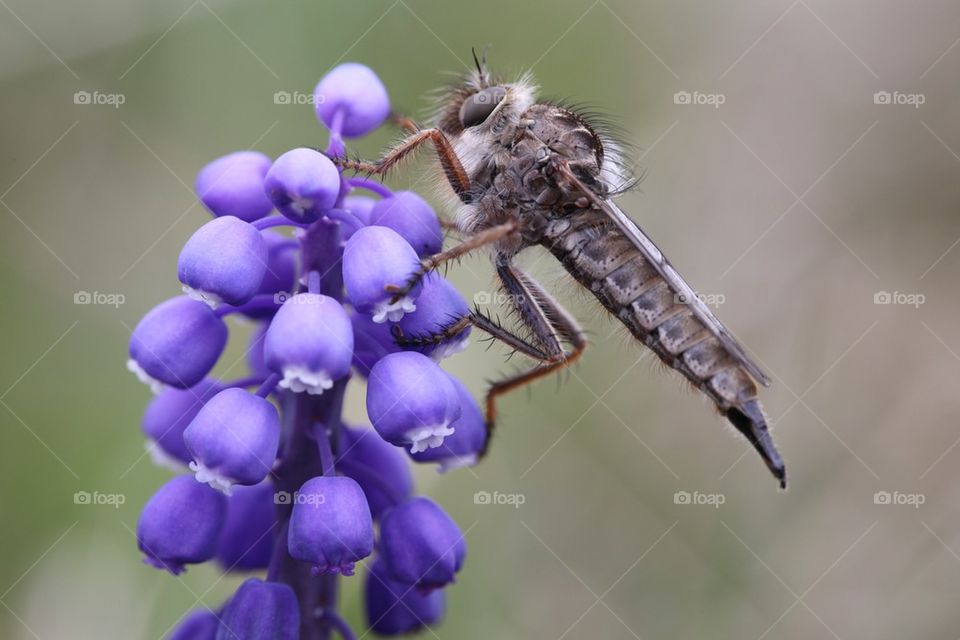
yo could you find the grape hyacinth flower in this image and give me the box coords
[129,62,485,638]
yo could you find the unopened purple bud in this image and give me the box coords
[195,151,274,222]
[342,195,377,226]
[287,476,374,576]
[128,296,228,391]
[142,378,222,469]
[343,226,422,323]
[168,608,219,640]
[365,558,444,635]
[394,273,470,361]
[349,311,401,377]
[178,216,268,308]
[216,578,299,640]
[411,375,486,471]
[370,191,443,256]
[379,497,465,591]
[263,293,353,395]
[314,63,390,138]
[216,482,276,571]
[137,475,227,575]
[339,426,413,519]
[263,148,340,224]
[366,352,460,453]
[183,388,280,493]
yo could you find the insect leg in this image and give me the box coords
[337,127,471,199]
[477,264,587,455]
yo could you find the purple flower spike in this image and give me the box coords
[343,226,423,323]
[339,426,413,519]
[314,63,390,138]
[411,375,487,471]
[216,482,276,571]
[183,388,280,493]
[263,293,353,395]
[365,558,445,635]
[142,378,222,469]
[379,497,466,591]
[366,352,461,453]
[350,311,401,377]
[394,273,471,361]
[178,216,268,308]
[128,296,228,391]
[216,578,299,640]
[137,475,227,575]
[263,148,340,224]
[169,609,219,640]
[195,151,274,222]
[287,476,374,576]
[370,191,443,257]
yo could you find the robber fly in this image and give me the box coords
[340,52,786,488]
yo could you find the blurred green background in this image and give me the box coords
[2,1,960,638]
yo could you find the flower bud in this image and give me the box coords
[128,296,228,391]
[264,148,340,224]
[342,195,377,226]
[263,293,353,395]
[142,378,221,469]
[365,558,444,635]
[394,273,470,361]
[169,609,219,640]
[287,476,374,575]
[216,482,276,571]
[370,191,443,256]
[245,231,297,317]
[178,216,268,308]
[195,151,274,222]
[314,63,390,138]
[183,388,280,493]
[349,311,401,377]
[339,426,413,519]
[216,578,299,640]
[410,375,486,471]
[366,352,460,453]
[343,226,422,323]
[379,497,465,591]
[137,475,227,574]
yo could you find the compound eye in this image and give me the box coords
[459,87,506,128]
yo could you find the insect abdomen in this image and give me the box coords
[543,215,758,409]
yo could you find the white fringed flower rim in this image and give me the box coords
[406,422,456,454]
[190,460,235,495]
[278,365,334,395]
[126,358,165,395]
[182,285,223,310]
[371,295,416,324]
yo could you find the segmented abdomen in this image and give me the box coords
[542,213,758,410]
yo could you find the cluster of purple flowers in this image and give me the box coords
[129,62,485,639]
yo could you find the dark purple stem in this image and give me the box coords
[346,177,393,199]
[322,610,358,640]
[252,216,310,231]
[255,373,280,398]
